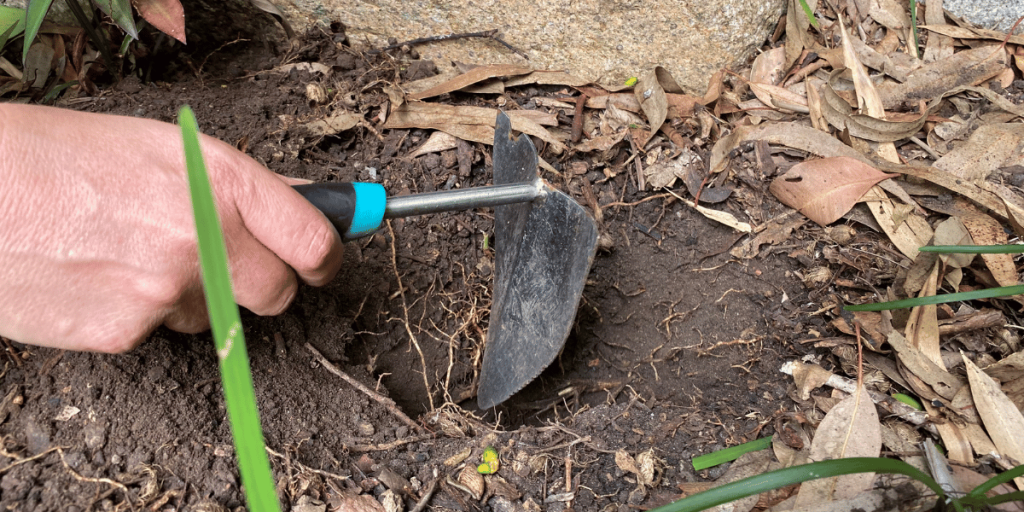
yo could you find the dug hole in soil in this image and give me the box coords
[0,14,809,512]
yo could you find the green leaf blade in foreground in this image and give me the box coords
[651,458,944,512]
[919,245,1024,254]
[179,106,280,512]
[692,436,772,471]
[845,285,1024,312]
[968,464,1024,499]
[22,0,53,62]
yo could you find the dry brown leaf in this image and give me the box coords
[984,350,1024,383]
[934,124,1024,183]
[920,24,1024,46]
[503,70,592,88]
[686,201,752,233]
[819,76,932,142]
[710,122,868,175]
[409,131,458,158]
[867,0,909,30]
[749,82,808,113]
[770,157,896,226]
[792,383,881,506]
[922,0,954,63]
[332,493,387,512]
[923,399,975,465]
[784,0,817,70]
[305,111,362,136]
[961,212,1019,288]
[634,67,685,135]
[964,354,1024,489]
[876,45,1008,109]
[751,46,787,85]
[904,261,941,367]
[981,181,1024,237]
[861,187,933,260]
[887,331,963,400]
[790,361,835,401]
[839,18,885,119]
[408,64,533,100]
[384,103,565,152]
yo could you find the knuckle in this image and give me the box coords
[294,220,337,274]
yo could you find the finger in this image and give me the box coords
[204,137,344,287]
[162,286,210,334]
[224,225,298,316]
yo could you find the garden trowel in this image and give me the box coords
[295,112,599,409]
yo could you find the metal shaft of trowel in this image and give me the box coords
[384,181,546,219]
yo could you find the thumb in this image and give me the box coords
[205,138,344,286]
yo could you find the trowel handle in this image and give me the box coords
[294,181,545,241]
[293,183,387,241]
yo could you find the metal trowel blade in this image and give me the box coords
[476,112,599,409]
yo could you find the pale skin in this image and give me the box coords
[0,104,344,353]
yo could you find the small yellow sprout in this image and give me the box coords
[477,446,499,474]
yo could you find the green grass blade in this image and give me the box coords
[844,285,1024,311]
[179,106,280,512]
[693,436,773,471]
[22,0,53,62]
[982,490,1024,506]
[797,0,819,29]
[968,464,1024,498]
[652,458,944,512]
[919,245,1024,254]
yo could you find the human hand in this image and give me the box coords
[0,104,343,353]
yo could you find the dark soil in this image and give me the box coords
[0,17,816,512]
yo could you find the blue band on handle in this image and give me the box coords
[347,182,387,238]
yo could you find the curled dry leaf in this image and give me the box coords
[456,465,485,500]
[769,157,897,226]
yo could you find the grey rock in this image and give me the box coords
[281,0,786,94]
[936,0,1024,32]
[22,416,51,454]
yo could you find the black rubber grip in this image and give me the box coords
[292,183,356,238]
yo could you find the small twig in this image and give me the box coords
[410,476,439,512]
[266,446,349,482]
[345,434,435,453]
[387,220,436,412]
[367,29,529,59]
[305,342,423,433]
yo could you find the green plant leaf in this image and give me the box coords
[650,458,944,512]
[983,490,1024,506]
[92,0,138,39]
[0,6,26,43]
[845,285,1024,311]
[967,464,1024,499]
[179,106,281,512]
[692,436,773,471]
[919,245,1024,254]
[797,0,819,29]
[22,0,53,62]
